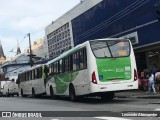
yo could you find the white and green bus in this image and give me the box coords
[46,38,138,101]
[17,64,47,97]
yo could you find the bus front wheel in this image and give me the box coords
[50,86,56,99]
[69,84,77,102]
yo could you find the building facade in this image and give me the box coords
[45,0,102,58]
[45,0,160,71]
[24,39,48,59]
[2,54,31,81]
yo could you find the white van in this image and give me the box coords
[3,80,19,97]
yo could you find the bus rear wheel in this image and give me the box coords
[6,92,10,97]
[69,85,77,102]
[32,88,36,98]
[21,89,24,97]
[101,92,115,101]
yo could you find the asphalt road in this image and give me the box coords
[0,92,159,120]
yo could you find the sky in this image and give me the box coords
[0,0,80,58]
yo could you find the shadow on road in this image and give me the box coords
[24,95,135,104]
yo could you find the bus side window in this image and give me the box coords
[26,72,28,81]
[28,72,30,80]
[56,61,59,74]
[51,63,54,74]
[73,53,76,71]
[31,71,32,80]
[27,72,29,80]
[83,48,87,69]
[37,68,39,78]
[62,58,65,73]
[24,73,26,81]
[76,52,80,70]
[59,59,62,73]
[69,55,73,71]
[28,71,31,80]
[54,62,57,74]
[23,73,24,81]
[49,65,51,74]
[44,65,49,77]
[39,67,42,78]
[22,74,24,82]
[32,70,35,80]
[79,50,84,69]
[30,71,32,80]
[35,69,38,79]
[65,57,69,72]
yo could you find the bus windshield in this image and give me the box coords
[90,40,130,58]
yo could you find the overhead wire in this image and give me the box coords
[8,24,47,55]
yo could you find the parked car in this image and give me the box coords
[0,89,3,97]
[3,80,19,97]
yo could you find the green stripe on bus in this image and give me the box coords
[53,71,79,94]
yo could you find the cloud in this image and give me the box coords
[0,0,80,57]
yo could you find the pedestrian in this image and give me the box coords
[146,72,157,94]
[138,72,142,90]
[152,64,158,78]
[155,71,160,93]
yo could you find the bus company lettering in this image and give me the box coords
[102,69,114,72]
[116,68,124,72]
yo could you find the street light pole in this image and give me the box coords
[27,33,33,67]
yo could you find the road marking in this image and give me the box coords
[51,119,59,120]
[94,117,131,120]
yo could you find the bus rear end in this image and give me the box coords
[89,38,138,94]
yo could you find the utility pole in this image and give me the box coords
[27,33,33,67]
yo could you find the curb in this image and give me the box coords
[115,91,160,98]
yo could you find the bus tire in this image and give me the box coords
[50,86,56,99]
[21,89,24,97]
[7,89,10,97]
[6,92,9,97]
[32,88,36,98]
[101,92,114,101]
[69,84,77,102]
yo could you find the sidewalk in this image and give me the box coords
[115,90,160,98]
